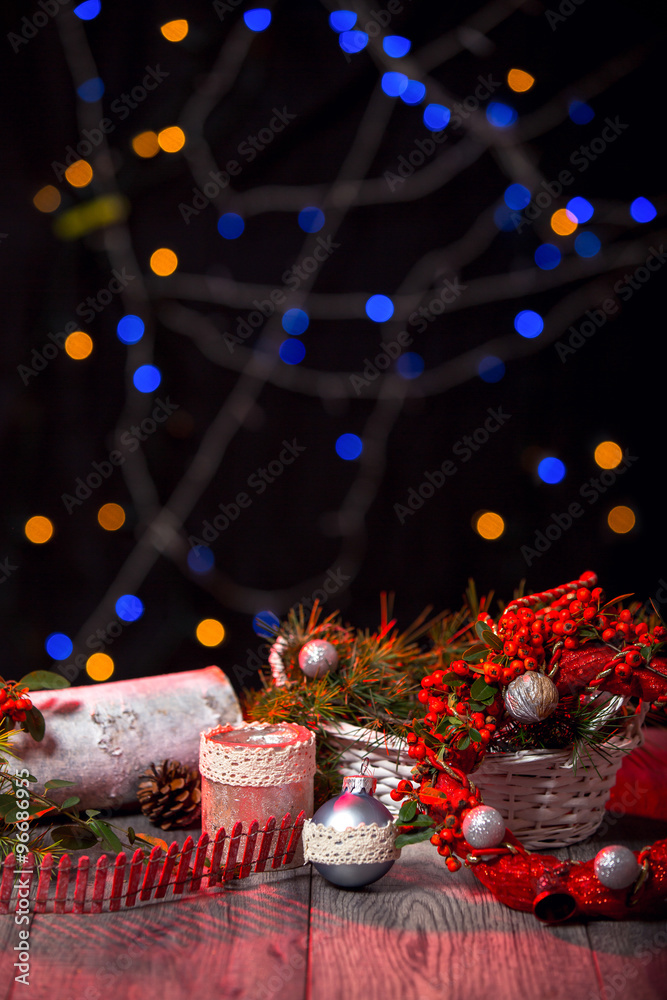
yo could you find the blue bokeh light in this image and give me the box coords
[569,101,594,124]
[115,594,145,622]
[382,72,409,97]
[76,77,105,103]
[339,30,368,53]
[45,633,73,660]
[279,339,306,364]
[133,365,161,393]
[73,0,101,19]
[574,232,601,257]
[298,206,325,232]
[400,80,426,105]
[478,356,505,383]
[243,8,271,31]
[117,315,145,345]
[253,610,280,638]
[282,309,309,335]
[567,196,594,223]
[187,546,215,575]
[538,457,566,484]
[383,35,411,57]
[493,204,520,231]
[534,243,561,270]
[396,352,425,379]
[365,294,394,322]
[630,197,657,223]
[423,103,450,131]
[217,213,245,239]
[486,102,517,127]
[514,310,544,338]
[329,10,357,31]
[504,184,531,210]
[336,433,363,460]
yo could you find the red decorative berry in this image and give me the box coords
[615,663,633,680]
[602,628,617,643]
[625,650,642,668]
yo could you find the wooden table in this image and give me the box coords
[2,814,666,1000]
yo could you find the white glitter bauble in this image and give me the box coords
[593,845,640,890]
[461,805,506,849]
[504,672,559,723]
[298,639,339,678]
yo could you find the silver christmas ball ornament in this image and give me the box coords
[298,639,339,678]
[593,845,640,890]
[504,671,559,723]
[462,805,506,849]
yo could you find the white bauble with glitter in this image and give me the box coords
[461,805,506,849]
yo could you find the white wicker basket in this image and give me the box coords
[323,713,644,849]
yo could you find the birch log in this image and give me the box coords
[11,666,242,810]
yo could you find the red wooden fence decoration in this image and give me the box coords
[254,816,277,873]
[54,854,71,914]
[139,845,163,902]
[172,835,194,895]
[34,853,54,914]
[283,811,306,866]
[207,826,227,888]
[222,821,244,882]
[125,848,145,907]
[272,812,293,869]
[109,853,126,912]
[189,832,209,893]
[0,852,16,915]
[154,841,179,899]
[240,820,259,879]
[91,855,108,913]
[73,856,90,914]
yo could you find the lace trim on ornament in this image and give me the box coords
[302,819,400,864]
[199,721,316,786]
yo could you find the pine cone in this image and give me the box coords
[137,759,202,830]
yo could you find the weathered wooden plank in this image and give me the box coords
[21,864,311,1000]
[1,905,32,1000]
[309,839,601,1000]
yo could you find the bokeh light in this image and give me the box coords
[217,213,245,239]
[569,101,594,124]
[383,35,411,57]
[133,365,161,393]
[534,243,561,269]
[365,294,394,322]
[594,440,623,469]
[504,184,531,210]
[339,30,368,53]
[244,9,271,31]
[336,433,363,460]
[33,185,61,213]
[157,127,186,153]
[65,331,93,359]
[478,356,505,383]
[298,207,325,232]
[507,69,534,92]
[76,78,105,103]
[423,104,450,131]
[475,512,505,540]
[117,315,145,344]
[538,457,566,483]
[486,102,517,127]
[396,352,424,379]
[493,205,520,231]
[160,19,189,41]
[65,160,93,188]
[150,248,178,275]
[575,232,601,257]
[187,546,215,575]
[608,506,636,534]
[400,80,426,105]
[279,340,306,364]
[514,310,544,338]
[567,196,594,223]
[73,0,101,19]
[86,653,115,681]
[132,131,160,158]
[45,633,73,660]
[329,11,356,31]
[253,611,280,638]
[282,309,309,335]
[551,208,578,236]
[196,618,226,646]
[25,516,54,544]
[98,503,126,531]
[382,72,409,97]
[630,197,657,223]
[115,594,144,622]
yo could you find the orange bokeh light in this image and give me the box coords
[33,185,61,213]
[132,131,160,158]
[508,69,535,93]
[551,208,578,236]
[65,160,93,188]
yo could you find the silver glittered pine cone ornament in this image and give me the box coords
[298,639,339,678]
[504,672,559,724]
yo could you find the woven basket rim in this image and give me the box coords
[321,721,406,753]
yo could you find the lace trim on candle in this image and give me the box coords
[199,721,316,786]
[302,819,400,864]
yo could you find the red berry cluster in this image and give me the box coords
[415,665,501,752]
[392,779,481,872]
[0,685,32,724]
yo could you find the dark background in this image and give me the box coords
[0,0,664,692]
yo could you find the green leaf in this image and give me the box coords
[61,796,81,810]
[458,735,471,750]
[0,793,16,815]
[395,828,435,848]
[440,674,465,688]
[44,779,77,789]
[469,729,482,743]
[127,826,136,845]
[405,814,435,829]
[462,643,487,662]
[85,809,101,818]
[470,678,496,702]
[23,707,45,742]
[397,800,417,824]
[50,824,98,851]
[17,671,70,691]
[88,820,123,855]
